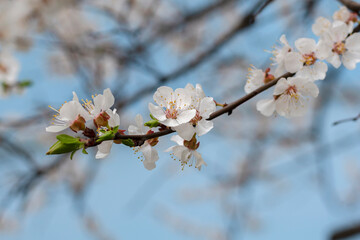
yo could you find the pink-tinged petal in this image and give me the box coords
[295,38,316,54]
[256,99,276,117]
[273,78,289,95]
[170,135,184,146]
[192,150,207,170]
[195,119,213,136]
[148,103,166,121]
[46,125,68,132]
[285,52,303,73]
[345,33,360,52]
[199,97,216,118]
[173,123,195,141]
[153,86,173,107]
[326,53,342,68]
[176,109,196,124]
[95,141,113,159]
[102,88,115,109]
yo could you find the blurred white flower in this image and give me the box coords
[257,76,319,118]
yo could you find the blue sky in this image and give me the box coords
[2,0,360,239]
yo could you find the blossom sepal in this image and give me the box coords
[96,126,119,143]
[144,119,160,128]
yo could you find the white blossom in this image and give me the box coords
[245,66,275,93]
[172,84,216,141]
[293,38,329,81]
[128,114,159,170]
[257,76,319,118]
[312,17,332,37]
[46,92,91,132]
[272,35,303,76]
[165,135,206,171]
[95,109,120,159]
[322,21,360,70]
[149,86,196,127]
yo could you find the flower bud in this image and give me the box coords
[93,111,110,128]
[70,114,86,132]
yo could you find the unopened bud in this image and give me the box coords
[93,111,110,128]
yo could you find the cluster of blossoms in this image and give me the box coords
[46,84,216,171]
[46,6,360,171]
[246,6,360,118]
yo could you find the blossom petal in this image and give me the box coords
[273,78,289,95]
[95,141,113,159]
[256,99,275,117]
[153,86,173,107]
[46,125,69,132]
[326,53,342,68]
[346,33,360,52]
[176,109,196,125]
[148,103,166,121]
[284,52,303,73]
[173,123,195,141]
[192,150,207,170]
[195,119,213,136]
[199,97,216,118]
[295,38,316,54]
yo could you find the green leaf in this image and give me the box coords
[47,140,83,155]
[70,150,77,160]
[56,134,80,144]
[122,139,135,147]
[144,119,159,128]
[82,148,88,154]
[96,131,114,143]
[150,114,157,120]
[18,80,32,88]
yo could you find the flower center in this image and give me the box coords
[285,85,299,99]
[0,63,8,74]
[333,42,346,55]
[190,110,202,125]
[165,101,178,119]
[303,53,317,66]
[348,12,358,24]
[264,68,275,84]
